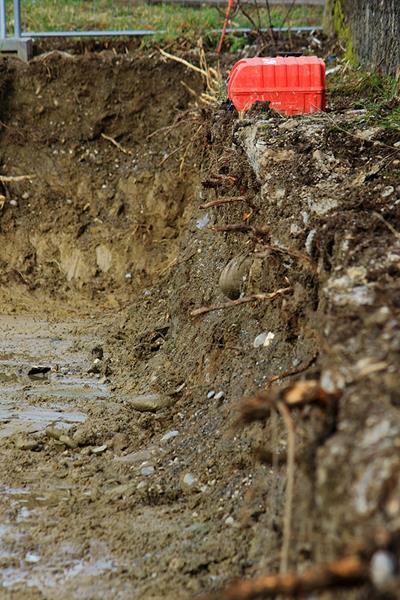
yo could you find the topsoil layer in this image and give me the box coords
[0,46,399,600]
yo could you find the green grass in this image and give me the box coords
[329,68,400,132]
[8,0,322,43]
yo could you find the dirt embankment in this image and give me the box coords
[0,51,203,313]
[0,49,400,600]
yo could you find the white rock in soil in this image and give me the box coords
[305,229,317,256]
[114,445,160,465]
[214,391,225,401]
[381,186,394,198]
[207,390,215,399]
[160,430,179,444]
[127,393,174,412]
[140,465,155,476]
[91,444,107,455]
[180,472,200,494]
[25,552,40,563]
[196,214,209,230]
[370,550,397,590]
[253,331,275,349]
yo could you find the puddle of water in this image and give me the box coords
[0,404,87,438]
[0,317,126,597]
[0,316,110,438]
[1,557,116,590]
[0,513,116,591]
[26,379,109,400]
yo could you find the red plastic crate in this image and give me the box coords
[228,56,326,115]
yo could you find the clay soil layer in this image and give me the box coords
[0,49,399,600]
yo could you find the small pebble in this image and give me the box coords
[381,186,394,198]
[305,229,317,256]
[25,552,40,563]
[127,393,173,412]
[88,358,102,375]
[160,430,179,444]
[207,390,215,399]
[214,391,225,401]
[370,550,397,590]
[253,331,275,348]
[91,444,108,455]
[225,516,235,526]
[9,199,18,207]
[141,465,155,476]
[180,472,199,494]
[196,213,209,230]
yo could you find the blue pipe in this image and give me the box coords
[20,25,322,38]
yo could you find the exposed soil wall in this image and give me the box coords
[0,51,203,312]
[0,49,400,600]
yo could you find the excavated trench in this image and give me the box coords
[0,49,400,600]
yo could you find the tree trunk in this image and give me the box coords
[325,0,400,76]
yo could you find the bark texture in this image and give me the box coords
[325,0,400,76]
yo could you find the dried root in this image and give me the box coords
[0,174,35,182]
[240,379,339,425]
[160,39,224,106]
[203,528,400,599]
[190,287,292,318]
[206,556,367,599]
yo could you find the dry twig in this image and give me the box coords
[101,133,132,156]
[146,109,195,140]
[160,48,207,76]
[202,174,238,188]
[240,380,339,424]
[0,174,35,183]
[158,146,184,167]
[200,196,247,209]
[373,211,400,240]
[190,287,291,317]
[266,353,318,388]
[276,400,295,573]
[179,124,203,174]
[160,46,222,106]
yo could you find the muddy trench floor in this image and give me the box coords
[0,47,400,600]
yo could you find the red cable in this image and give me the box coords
[216,0,234,54]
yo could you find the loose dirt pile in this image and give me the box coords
[0,47,399,600]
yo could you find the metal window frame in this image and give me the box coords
[0,0,322,61]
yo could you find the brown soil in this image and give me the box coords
[0,45,400,600]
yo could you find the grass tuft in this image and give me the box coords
[329,67,400,132]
